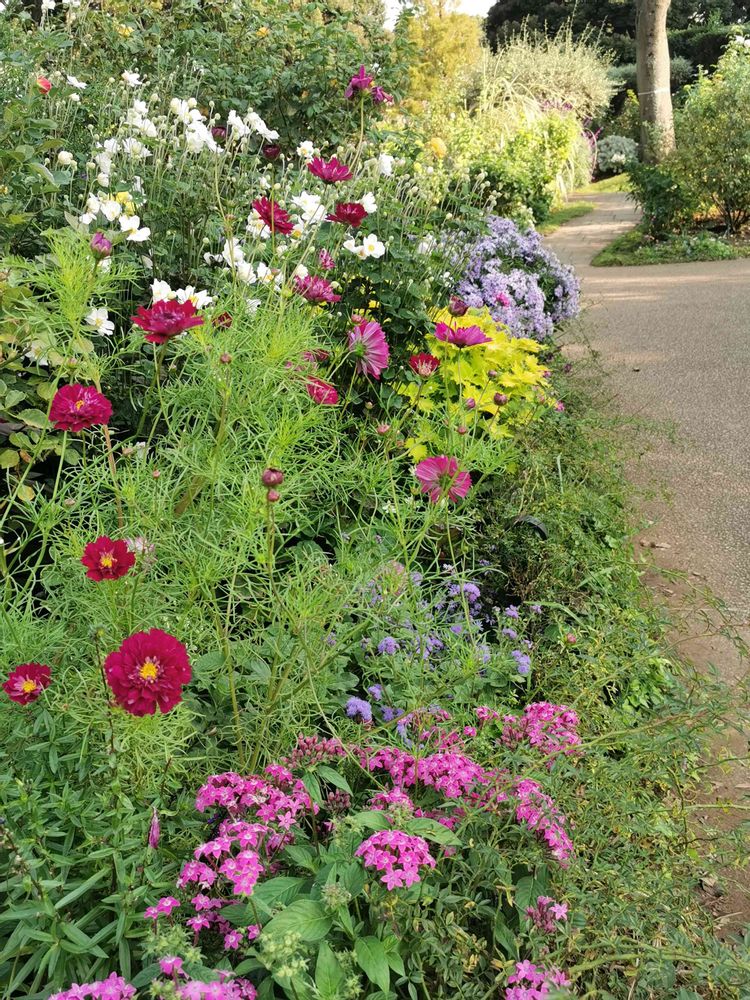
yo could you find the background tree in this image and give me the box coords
[636,0,676,159]
[396,0,483,102]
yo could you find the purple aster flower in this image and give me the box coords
[345,697,372,723]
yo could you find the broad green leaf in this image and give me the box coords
[263,899,332,942]
[317,764,352,794]
[18,408,49,429]
[0,448,19,468]
[315,942,345,997]
[355,936,390,993]
[407,817,462,846]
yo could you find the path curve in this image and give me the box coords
[548,192,750,613]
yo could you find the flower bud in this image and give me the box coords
[261,467,284,487]
[376,423,390,435]
[493,392,508,406]
[448,296,468,317]
[487,369,498,378]
[465,398,476,410]
[457,425,468,435]
[365,401,374,410]
[262,144,281,161]
[152,469,161,479]
[36,76,52,94]
[266,489,281,503]
[220,352,232,364]
[215,313,233,330]
[90,232,113,258]
[148,806,160,849]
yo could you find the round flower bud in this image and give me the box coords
[365,401,374,410]
[152,469,160,479]
[262,144,281,161]
[90,232,113,258]
[266,489,281,503]
[457,425,468,435]
[487,369,498,378]
[261,467,284,487]
[448,296,469,317]
[376,423,390,435]
[220,352,232,364]
[465,398,476,410]
[493,392,508,406]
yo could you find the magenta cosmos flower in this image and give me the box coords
[3,663,51,705]
[251,196,294,236]
[305,377,339,405]
[318,248,335,271]
[132,300,205,345]
[293,274,341,304]
[345,65,373,98]
[414,455,472,503]
[326,202,368,227]
[81,536,136,582]
[50,384,112,432]
[104,628,191,716]
[307,156,353,183]
[347,319,390,379]
[433,321,492,348]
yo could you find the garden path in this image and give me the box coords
[547,193,750,930]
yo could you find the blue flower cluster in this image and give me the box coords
[456,216,580,340]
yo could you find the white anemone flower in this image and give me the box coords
[151,279,176,302]
[121,70,142,87]
[361,191,378,214]
[66,74,87,90]
[119,214,150,242]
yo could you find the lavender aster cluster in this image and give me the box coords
[456,216,580,340]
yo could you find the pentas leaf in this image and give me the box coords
[354,936,390,993]
[263,900,332,942]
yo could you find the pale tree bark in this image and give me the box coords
[636,0,676,162]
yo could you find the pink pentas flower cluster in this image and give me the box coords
[194,770,313,826]
[501,702,581,766]
[145,895,181,919]
[514,779,574,866]
[505,960,572,999]
[49,972,135,1000]
[526,895,569,934]
[355,829,436,889]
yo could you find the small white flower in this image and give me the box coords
[57,150,74,166]
[121,70,142,87]
[226,108,250,141]
[66,74,87,90]
[377,152,394,177]
[184,120,217,154]
[85,306,115,336]
[343,237,368,261]
[100,197,123,222]
[291,190,326,224]
[361,191,377,214]
[362,233,386,259]
[176,285,213,308]
[296,139,315,161]
[246,298,262,313]
[70,93,81,103]
[246,212,270,240]
[293,264,309,280]
[121,137,151,160]
[151,279,175,302]
[96,172,110,187]
[25,342,50,366]
[119,214,150,242]
[417,233,437,255]
[41,0,55,10]
[235,261,257,285]
[245,110,279,141]
[221,238,245,267]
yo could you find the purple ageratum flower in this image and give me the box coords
[381,705,403,722]
[368,684,383,701]
[530,603,542,614]
[377,637,400,655]
[505,605,520,619]
[512,650,531,675]
[345,696,372,723]
[502,627,518,639]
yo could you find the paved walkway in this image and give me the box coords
[548,192,750,614]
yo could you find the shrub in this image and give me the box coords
[456,216,580,338]
[673,37,750,231]
[596,134,638,176]
[627,161,699,236]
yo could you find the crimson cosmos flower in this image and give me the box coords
[131,299,205,344]
[305,377,339,405]
[347,319,390,379]
[433,321,493,348]
[3,663,51,705]
[293,274,341,304]
[81,536,136,582]
[345,65,373,98]
[414,455,472,504]
[251,196,294,235]
[307,156,353,183]
[326,202,368,228]
[50,384,112,432]
[409,353,440,377]
[104,628,191,716]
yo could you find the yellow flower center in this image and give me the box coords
[100,553,115,568]
[21,679,37,693]
[74,400,85,410]
[139,660,159,681]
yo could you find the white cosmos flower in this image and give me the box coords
[221,238,245,267]
[176,286,213,308]
[151,279,175,302]
[377,152,394,176]
[296,140,315,161]
[245,110,279,141]
[85,307,115,336]
[66,74,87,90]
[362,234,386,258]
[121,137,151,159]
[57,150,74,166]
[119,214,150,241]
[361,191,377,214]
[121,70,142,87]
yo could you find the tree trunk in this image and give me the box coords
[636,0,676,163]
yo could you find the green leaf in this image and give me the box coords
[317,765,352,794]
[382,936,405,975]
[407,817,462,846]
[263,899,332,942]
[348,809,390,832]
[0,448,19,468]
[315,942,345,997]
[18,408,49,429]
[355,936,390,993]
[54,868,109,910]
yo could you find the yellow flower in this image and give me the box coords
[115,191,134,207]
[256,25,269,37]
[116,23,133,37]
[427,137,447,159]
